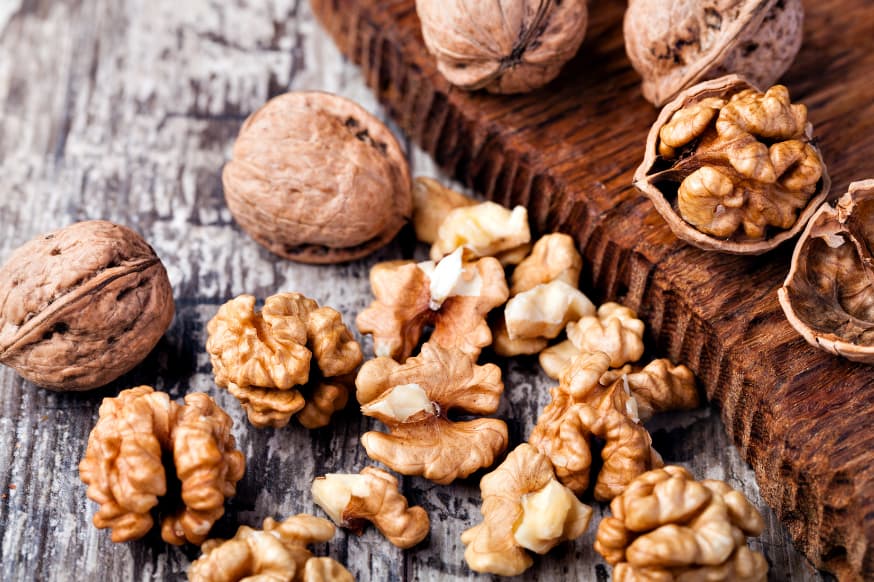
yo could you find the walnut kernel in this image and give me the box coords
[430,202,532,264]
[412,177,475,244]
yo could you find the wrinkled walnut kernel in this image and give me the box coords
[207,292,362,428]
[430,202,532,264]
[357,342,507,484]
[79,386,245,545]
[412,177,475,244]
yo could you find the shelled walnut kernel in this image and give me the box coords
[79,386,245,545]
[206,292,362,429]
[595,466,767,581]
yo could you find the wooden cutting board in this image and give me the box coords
[310,0,874,579]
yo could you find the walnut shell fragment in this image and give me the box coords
[206,292,362,428]
[222,91,412,263]
[312,467,430,548]
[595,465,767,581]
[357,248,509,361]
[0,220,174,391]
[635,76,830,254]
[356,342,508,484]
[188,514,354,582]
[79,386,245,545]
[624,0,804,107]
[416,0,588,94]
[779,179,874,363]
[461,444,592,576]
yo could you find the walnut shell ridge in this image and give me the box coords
[0,220,175,391]
[624,0,804,106]
[222,91,412,264]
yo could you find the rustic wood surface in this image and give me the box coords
[0,0,847,580]
[309,0,874,580]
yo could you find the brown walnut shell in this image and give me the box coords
[222,91,412,264]
[0,220,175,391]
[634,75,830,254]
[779,179,874,363]
[624,0,803,106]
[415,0,588,94]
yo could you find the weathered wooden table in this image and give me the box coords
[0,0,834,580]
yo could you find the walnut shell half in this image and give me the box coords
[634,75,830,254]
[624,0,803,107]
[416,0,588,94]
[223,91,412,264]
[778,179,874,363]
[0,221,175,391]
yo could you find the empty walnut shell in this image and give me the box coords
[779,180,874,363]
[222,91,412,263]
[0,221,175,391]
[416,0,588,94]
[634,75,830,254]
[624,0,804,106]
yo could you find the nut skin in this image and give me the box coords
[595,466,767,581]
[356,342,508,484]
[222,91,412,264]
[79,386,245,545]
[312,467,430,549]
[416,0,588,95]
[779,179,874,363]
[188,514,353,582]
[0,220,174,391]
[634,75,830,254]
[206,292,362,429]
[460,443,592,576]
[624,0,804,107]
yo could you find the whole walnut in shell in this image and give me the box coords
[779,179,874,363]
[223,91,412,263]
[634,76,829,254]
[624,0,804,106]
[0,220,174,391]
[416,0,588,94]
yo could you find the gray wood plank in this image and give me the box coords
[0,0,830,580]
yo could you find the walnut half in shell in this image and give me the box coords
[778,179,874,363]
[634,75,829,254]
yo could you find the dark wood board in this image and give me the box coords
[309,0,874,579]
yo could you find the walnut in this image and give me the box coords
[312,467,430,548]
[430,202,532,264]
[502,280,595,349]
[595,465,768,581]
[356,342,508,484]
[188,514,354,582]
[600,359,699,422]
[511,233,583,295]
[779,179,874,363]
[222,91,412,263]
[492,317,549,357]
[356,249,509,361]
[79,386,245,544]
[635,76,830,254]
[411,177,475,244]
[206,292,362,429]
[461,444,592,576]
[624,0,804,107]
[416,0,588,94]
[0,220,174,391]
[530,352,665,499]
[540,302,645,377]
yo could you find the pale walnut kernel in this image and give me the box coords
[595,466,767,581]
[504,280,596,343]
[79,386,245,545]
[461,444,592,576]
[430,202,532,264]
[511,233,584,295]
[356,342,508,484]
[312,467,430,548]
[411,177,475,244]
[600,359,699,422]
[207,292,362,429]
[356,249,508,361]
[188,514,354,582]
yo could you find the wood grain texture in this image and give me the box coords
[308,0,874,580]
[0,0,833,580]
